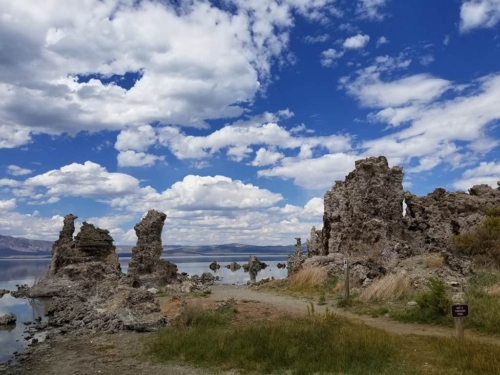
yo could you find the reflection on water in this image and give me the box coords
[0,254,287,363]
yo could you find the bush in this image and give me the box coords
[452,207,500,267]
[392,278,453,326]
[318,291,326,305]
[416,278,451,316]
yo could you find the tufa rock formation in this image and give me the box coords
[0,312,16,326]
[287,237,304,275]
[300,156,500,285]
[31,214,121,297]
[28,211,186,335]
[127,210,178,287]
[322,156,405,256]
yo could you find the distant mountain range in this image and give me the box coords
[0,234,297,258]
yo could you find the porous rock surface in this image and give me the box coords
[301,156,500,286]
[0,312,16,326]
[127,210,178,287]
[30,215,122,298]
[28,211,184,335]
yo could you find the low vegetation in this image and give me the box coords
[145,304,500,375]
[464,272,500,334]
[392,277,453,326]
[275,267,340,296]
[452,207,500,267]
[359,274,412,302]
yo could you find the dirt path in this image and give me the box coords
[207,284,500,346]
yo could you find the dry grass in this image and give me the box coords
[359,274,412,302]
[485,283,500,296]
[426,253,444,269]
[289,267,328,287]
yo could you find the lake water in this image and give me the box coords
[0,254,288,363]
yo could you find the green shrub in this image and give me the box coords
[392,278,453,326]
[452,207,500,266]
[317,291,326,305]
[416,278,451,316]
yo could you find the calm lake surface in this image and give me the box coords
[0,254,288,363]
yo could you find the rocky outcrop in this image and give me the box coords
[0,313,16,326]
[287,238,304,275]
[30,216,122,298]
[322,156,405,256]
[306,226,323,257]
[225,262,241,271]
[28,212,182,335]
[209,261,221,271]
[302,156,500,283]
[127,210,178,287]
[404,185,500,254]
[0,289,9,298]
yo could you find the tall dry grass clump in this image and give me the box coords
[359,274,412,302]
[426,253,444,269]
[485,283,500,296]
[288,267,328,287]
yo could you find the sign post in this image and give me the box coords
[451,304,469,339]
[344,259,349,299]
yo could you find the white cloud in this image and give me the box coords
[341,55,451,108]
[6,165,33,176]
[0,199,16,211]
[360,72,500,173]
[115,125,158,152]
[419,55,435,66]
[356,0,390,20]
[376,36,389,47]
[0,0,336,148]
[155,110,351,160]
[0,179,22,188]
[453,161,500,190]
[460,0,500,31]
[250,148,285,166]
[320,48,344,67]
[305,34,330,43]
[117,150,165,167]
[443,35,450,45]
[24,161,144,199]
[258,153,357,189]
[343,34,370,49]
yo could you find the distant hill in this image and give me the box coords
[0,234,297,258]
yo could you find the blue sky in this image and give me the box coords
[1,0,500,245]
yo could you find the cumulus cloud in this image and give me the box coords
[6,165,32,176]
[460,0,500,31]
[155,110,351,161]
[320,48,344,67]
[117,150,165,167]
[0,199,16,211]
[110,174,283,212]
[343,34,371,49]
[24,161,144,199]
[340,55,451,108]
[250,148,285,166]
[0,0,336,148]
[258,153,357,189]
[453,161,500,190]
[347,57,500,173]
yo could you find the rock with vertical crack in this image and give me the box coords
[127,210,178,288]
